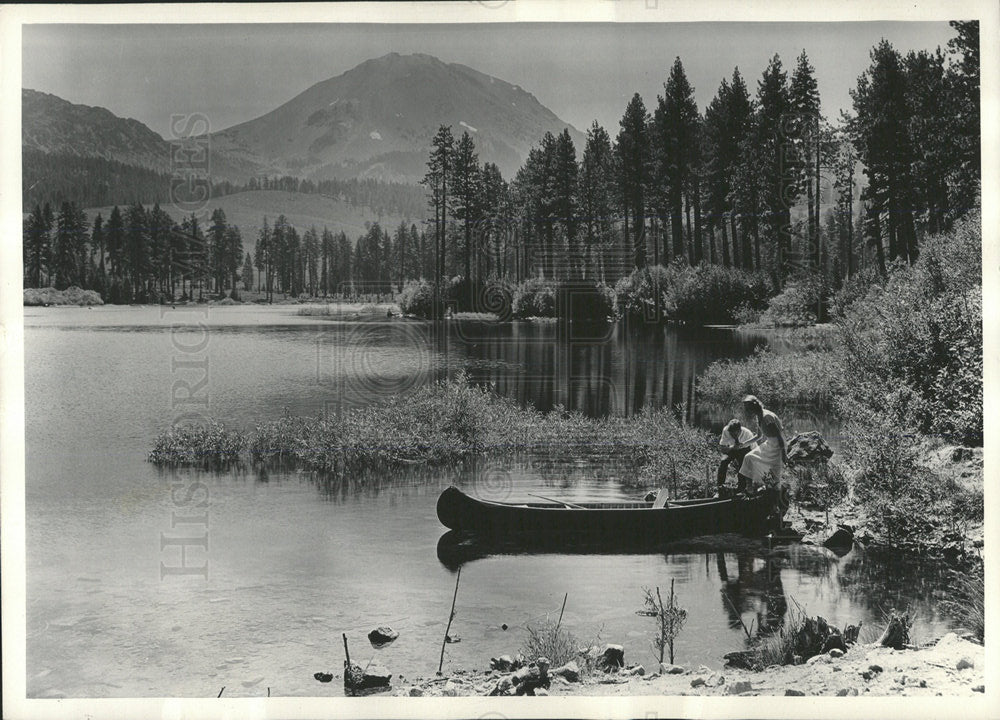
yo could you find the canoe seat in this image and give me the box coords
[652,489,669,509]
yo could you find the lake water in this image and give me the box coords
[24,305,958,698]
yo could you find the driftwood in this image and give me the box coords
[878,613,911,650]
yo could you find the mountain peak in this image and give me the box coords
[212,53,582,183]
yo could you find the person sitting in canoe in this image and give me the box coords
[716,418,758,494]
[736,395,788,495]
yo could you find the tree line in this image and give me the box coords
[23,153,426,223]
[22,195,437,303]
[419,21,979,293]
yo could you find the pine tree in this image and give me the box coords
[23,205,49,288]
[303,226,320,296]
[242,252,254,292]
[945,20,980,214]
[552,129,580,278]
[92,213,106,292]
[320,227,334,296]
[580,121,616,280]
[423,125,454,296]
[616,93,651,269]
[224,225,243,296]
[790,50,821,269]
[705,69,753,268]
[450,131,481,293]
[849,40,918,269]
[755,54,794,282]
[653,57,701,262]
[53,202,80,290]
[905,48,951,235]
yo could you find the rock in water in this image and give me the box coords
[596,644,625,671]
[408,687,423,697]
[785,688,805,696]
[726,680,753,695]
[344,662,391,691]
[314,672,333,683]
[956,657,974,670]
[660,663,685,674]
[368,626,399,648]
[690,677,707,688]
[823,526,854,552]
[829,648,845,659]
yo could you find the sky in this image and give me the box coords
[22,22,960,139]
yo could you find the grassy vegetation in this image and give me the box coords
[697,347,843,412]
[148,420,246,468]
[150,376,716,492]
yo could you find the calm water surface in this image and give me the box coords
[25,305,956,697]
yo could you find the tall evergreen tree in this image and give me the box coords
[849,40,919,268]
[755,55,794,282]
[552,129,580,277]
[653,57,701,261]
[580,121,616,280]
[23,205,49,288]
[423,125,454,293]
[790,50,821,268]
[450,131,481,291]
[946,20,980,213]
[616,93,651,269]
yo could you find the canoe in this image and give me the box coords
[436,485,775,542]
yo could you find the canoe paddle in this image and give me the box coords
[527,493,587,509]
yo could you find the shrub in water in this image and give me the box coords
[612,265,673,322]
[512,277,558,319]
[664,264,772,325]
[398,279,438,318]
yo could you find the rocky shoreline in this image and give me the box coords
[382,633,984,698]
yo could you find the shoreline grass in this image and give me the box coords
[149,377,716,494]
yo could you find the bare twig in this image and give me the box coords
[722,591,753,641]
[556,592,568,631]
[217,686,225,698]
[438,567,461,675]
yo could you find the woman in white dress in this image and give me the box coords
[737,395,788,494]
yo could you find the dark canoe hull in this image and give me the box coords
[436,486,773,542]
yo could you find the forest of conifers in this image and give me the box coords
[22,23,979,309]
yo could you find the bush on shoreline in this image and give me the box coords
[24,286,104,306]
[613,264,770,325]
[512,278,557,319]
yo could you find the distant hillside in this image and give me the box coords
[22,89,169,171]
[84,190,414,247]
[211,52,584,183]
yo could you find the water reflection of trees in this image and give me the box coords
[451,321,763,421]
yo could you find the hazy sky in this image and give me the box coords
[23,22,959,138]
